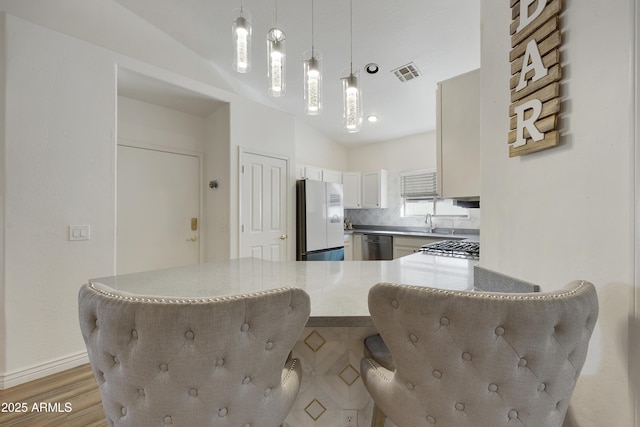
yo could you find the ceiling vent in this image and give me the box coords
[392,62,422,82]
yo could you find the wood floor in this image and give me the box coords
[0,364,107,427]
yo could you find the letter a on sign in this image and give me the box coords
[515,40,548,91]
[517,0,547,33]
[513,99,544,148]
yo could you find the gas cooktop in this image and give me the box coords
[420,240,480,260]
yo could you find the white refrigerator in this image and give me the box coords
[296,179,345,261]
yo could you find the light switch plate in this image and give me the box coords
[69,225,90,241]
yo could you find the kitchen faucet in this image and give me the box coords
[425,213,433,233]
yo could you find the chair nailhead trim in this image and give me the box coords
[87,282,295,304]
[282,359,297,385]
[382,281,589,300]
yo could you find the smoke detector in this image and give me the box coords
[392,62,421,82]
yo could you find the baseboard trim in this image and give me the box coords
[0,351,89,390]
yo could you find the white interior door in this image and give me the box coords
[240,151,288,261]
[117,144,200,274]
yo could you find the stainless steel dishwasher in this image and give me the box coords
[362,234,393,260]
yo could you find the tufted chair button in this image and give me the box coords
[243,376,251,384]
[455,402,465,411]
[426,415,436,424]
[440,317,450,326]
[163,415,173,424]
[406,382,415,390]
[264,388,272,397]
[432,370,442,379]
[131,329,138,339]
[462,352,472,361]
[185,330,194,340]
[488,383,498,392]
[121,406,127,416]
[538,382,547,392]
[160,363,168,371]
[495,326,505,336]
[241,323,250,332]
[391,300,399,309]
[508,410,518,420]
[218,407,228,417]
[138,388,145,397]
[216,358,225,367]
[518,358,527,367]
[409,334,418,343]
[113,355,119,364]
[189,388,198,397]
[265,341,274,350]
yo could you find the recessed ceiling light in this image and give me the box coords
[367,115,379,123]
[365,63,379,74]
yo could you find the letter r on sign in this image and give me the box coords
[513,99,544,148]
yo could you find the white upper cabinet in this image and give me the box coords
[436,69,480,199]
[303,166,323,181]
[361,170,388,208]
[322,169,343,184]
[343,172,362,209]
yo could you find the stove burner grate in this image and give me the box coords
[420,240,480,259]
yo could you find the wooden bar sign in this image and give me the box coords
[508,0,562,157]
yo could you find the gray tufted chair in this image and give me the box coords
[79,282,310,427]
[361,280,598,427]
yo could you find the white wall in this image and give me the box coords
[346,131,437,172]
[229,98,297,260]
[0,8,296,386]
[204,105,231,261]
[344,131,480,230]
[2,13,117,380]
[117,96,208,152]
[0,13,7,375]
[480,1,635,425]
[295,120,347,172]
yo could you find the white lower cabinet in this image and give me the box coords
[344,234,353,261]
[392,236,451,259]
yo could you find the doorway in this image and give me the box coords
[239,150,289,261]
[116,143,202,274]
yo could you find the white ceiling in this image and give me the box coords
[114,0,480,145]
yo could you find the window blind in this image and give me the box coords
[400,171,437,199]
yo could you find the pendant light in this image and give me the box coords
[303,0,322,115]
[342,0,362,132]
[232,1,252,73]
[267,0,286,96]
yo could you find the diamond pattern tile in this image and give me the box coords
[304,330,327,352]
[304,399,327,421]
[339,364,361,386]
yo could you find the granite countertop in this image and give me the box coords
[90,253,477,327]
[344,225,479,241]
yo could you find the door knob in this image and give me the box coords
[280,234,287,240]
[188,236,198,241]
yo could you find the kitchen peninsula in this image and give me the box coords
[88,253,477,426]
[90,252,477,327]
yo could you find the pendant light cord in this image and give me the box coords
[350,0,353,74]
[311,0,315,57]
[275,0,278,27]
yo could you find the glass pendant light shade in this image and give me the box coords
[267,28,286,96]
[232,8,252,73]
[342,71,362,132]
[303,51,322,115]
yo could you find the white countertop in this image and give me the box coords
[90,253,477,327]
